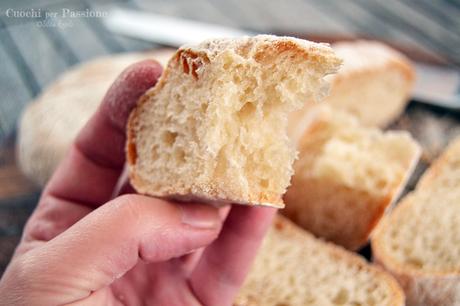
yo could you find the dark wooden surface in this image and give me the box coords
[0,0,459,275]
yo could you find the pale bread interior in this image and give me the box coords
[235,215,403,306]
[128,36,340,206]
[374,137,460,273]
[284,105,420,249]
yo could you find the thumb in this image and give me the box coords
[0,195,221,306]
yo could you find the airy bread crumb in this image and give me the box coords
[127,35,341,207]
[372,137,460,306]
[234,215,404,306]
[284,105,421,250]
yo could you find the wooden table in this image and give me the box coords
[0,0,459,274]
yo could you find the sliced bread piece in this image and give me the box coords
[372,136,460,306]
[289,40,414,132]
[234,215,404,306]
[127,35,341,207]
[283,105,421,250]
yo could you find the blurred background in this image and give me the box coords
[0,0,459,273]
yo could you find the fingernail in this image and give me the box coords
[180,204,221,229]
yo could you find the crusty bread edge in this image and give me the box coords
[417,137,460,189]
[372,195,460,305]
[331,53,415,128]
[345,139,420,250]
[371,138,460,305]
[288,108,421,250]
[240,215,405,306]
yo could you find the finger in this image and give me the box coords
[1,195,221,306]
[178,205,231,275]
[190,206,276,306]
[45,60,162,207]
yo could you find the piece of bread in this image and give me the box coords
[372,136,460,306]
[17,49,175,186]
[283,105,421,250]
[234,215,404,306]
[127,35,341,207]
[289,40,414,131]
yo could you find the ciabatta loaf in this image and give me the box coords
[234,215,404,306]
[283,105,421,250]
[127,35,341,207]
[372,136,460,306]
[289,40,414,132]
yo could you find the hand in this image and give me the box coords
[0,60,276,306]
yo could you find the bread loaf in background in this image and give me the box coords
[234,215,404,306]
[289,40,414,133]
[284,105,421,250]
[372,136,460,306]
[127,35,341,207]
[17,50,174,186]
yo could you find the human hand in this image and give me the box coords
[0,60,276,306]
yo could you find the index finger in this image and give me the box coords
[44,60,162,206]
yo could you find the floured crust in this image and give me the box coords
[330,40,414,81]
[234,215,405,306]
[127,35,341,207]
[329,41,415,127]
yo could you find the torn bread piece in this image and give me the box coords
[372,136,460,306]
[283,105,421,250]
[234,215,404,306]
[127,35,341,207]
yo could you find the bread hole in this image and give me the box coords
[260,178,269,188]
[232,74,242,84]
[286,78,298,92]
[406,257,424,269]
[375,179,387,190]
[174,148,186,164]
[151,145,159,161]
[223,60,232,70]
[162,131,178,147]
[173,101,185,114]
[332,288,349,304]
[237,102,256,120]
[200,103,208,114]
